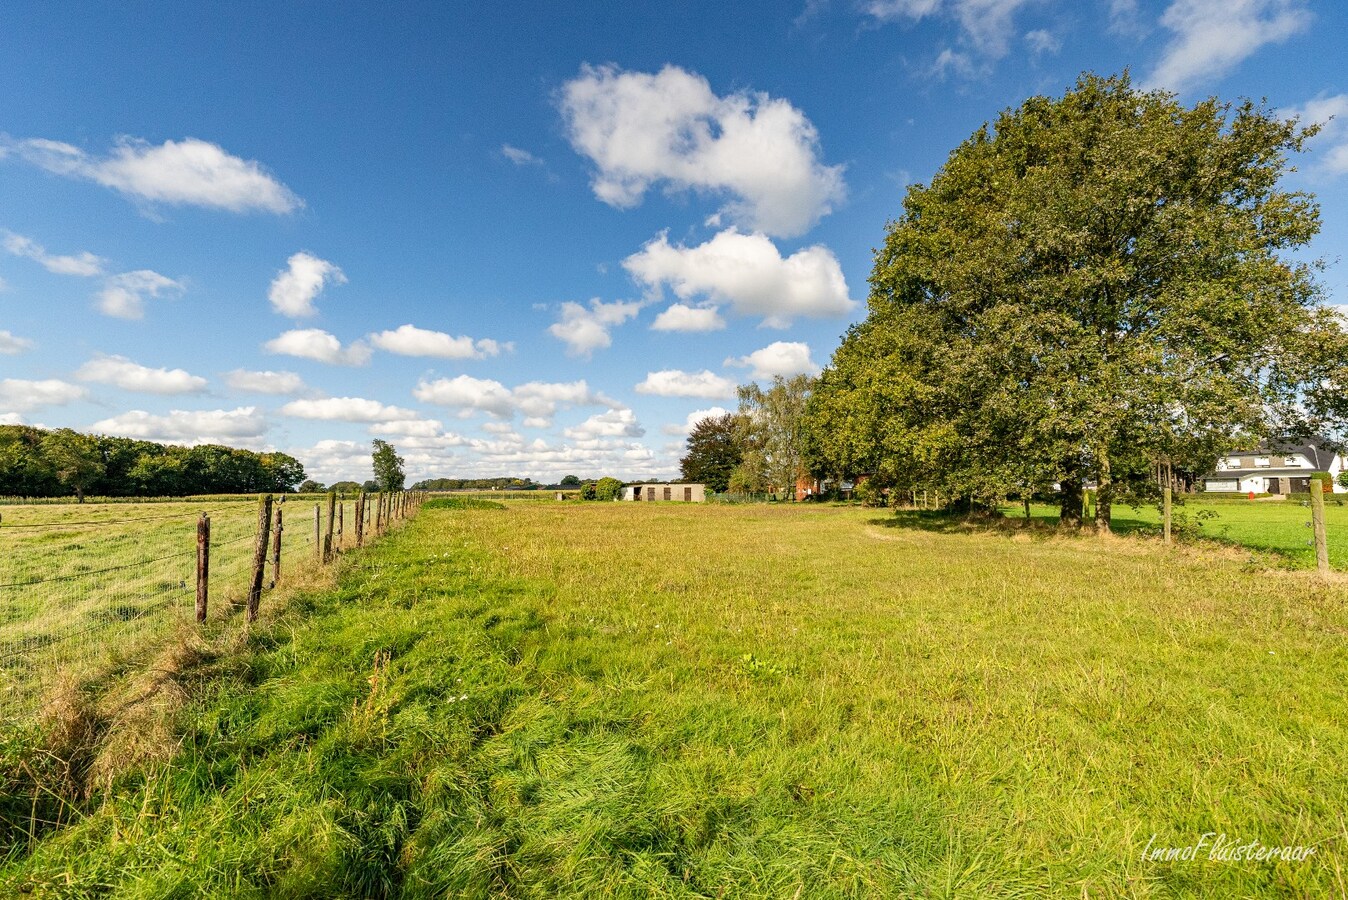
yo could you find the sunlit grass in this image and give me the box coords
[3,502,1345,897]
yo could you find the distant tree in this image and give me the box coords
[259,452,306,493]
[559,474,582,487]
[679,413,742,493]
[594,476,624,501]
[41,429,105,503]
[735,375,814,499]
[329,480,361,495]
[363,480,379,492]
[298,479,326,494]
[372,440,406,491]
[579,481,598,500]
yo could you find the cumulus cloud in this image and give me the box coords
[6,135,302,213]
[635,369,738,399]
[661,405,730,436]
[864,0,1036,61]
[268,252,345,318]
[0,378,87,412]
[369,324,508,359]
[559,64,845,237]
[1145,0,1311,92]
[279,397,419,423]
[224,369,308,395]
[2,231,105,276]
[95,270,185,319]
[1285,94,1348,177]
[548,298,643,356]
[0,330,34,355]
[89,406,268,445]
[563,408,645,440]
[624,229,854,328]
[725,341,820,380]
[263,328,371,365]
[75,354,208,394]
[369,418,446,438]
[414,375,615,424]
[650,303,726,332]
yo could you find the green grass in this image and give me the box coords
[3,503,1346,897]
[1001,497,1348,570]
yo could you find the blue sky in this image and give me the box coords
[2,0,1346,484]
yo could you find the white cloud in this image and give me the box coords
[1024,29,1060,55]
[286,439,373,484]
[865,0,1035,60]
[624,228,855,327]
[369,324,508,359]
[268,252,345,318]
[559,64,845,237]
[548,298,643,356]
[1146,0,1311,93]
[8,135,302,214]
[1107,0,1147,36]
[650,303,726,332]
[369,418,446,438]
[564,408,645,440]
[1285,94,1348,177]
[726,341,820,380]
[661,405,730,436]
[0,330,34,355]
[263,328,372,366]
[279,397,418,423]
[635,369,739,399]
[75,354,208,394]
[95,270,185,319]
[2,231,106,276]
[0,378,87,412]
[501,144,543,166]
[0,412,23,425]
[224,369,308,395]
[481,420,517,435]
[414,375,614,424]
[89,407,268,445]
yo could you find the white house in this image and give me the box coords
[1203,439,1345,495]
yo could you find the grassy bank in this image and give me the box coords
[3,503,1345,897]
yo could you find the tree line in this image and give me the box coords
[0,425,306,501]
[681,74,1348,521]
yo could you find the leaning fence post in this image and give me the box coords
[355,491,366,547]
[270,502,283,588]
[196,513,210,623]
[1163,485,1172,545]
[246,494,274,623]
[1311,479,1330,575]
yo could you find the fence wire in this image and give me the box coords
[0,494,419,723]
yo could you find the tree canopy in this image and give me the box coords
[805,72,1348,528]
[371,440,406,492]
[735,376,813,498]
[678,413,743,493]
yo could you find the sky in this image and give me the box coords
[2,0,1346,485]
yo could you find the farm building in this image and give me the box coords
[1203,438,1345,495]
[621,483,706,502]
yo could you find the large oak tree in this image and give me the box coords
[805,73,1347,529]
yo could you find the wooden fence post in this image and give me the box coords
[338,500,344,549]
[270,503,283,588]
[196,513,210,623]
[314,503,321,560]
[355,491,366,547]
[1311,479,1330,575]
[324,491,336,563]
[246,494,274,623]
[1163,485,1172,545]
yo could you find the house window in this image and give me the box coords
[1255,456,1271,468]
[1227,457,1242,468]
[1284,457,1302,468]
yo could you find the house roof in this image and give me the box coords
[1220,437,1342,470]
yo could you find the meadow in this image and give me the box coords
[3,499,1345,897]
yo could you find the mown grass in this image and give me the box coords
[3,503,1346,897]
[1001,498,1348,570]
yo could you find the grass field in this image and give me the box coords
[3,501,1344,897]
[1000,497,1348,570]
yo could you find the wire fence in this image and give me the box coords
[0,491,424,724]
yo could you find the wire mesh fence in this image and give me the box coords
[0,491,423,724]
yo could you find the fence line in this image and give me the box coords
[0,490,426,724]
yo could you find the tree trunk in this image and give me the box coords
[76,486,85,504]
[1059,477,1083,528]
[1094,447,1112,534]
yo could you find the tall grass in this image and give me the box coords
[3,503,1345,897]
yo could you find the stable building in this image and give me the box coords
[621,483,706,502]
